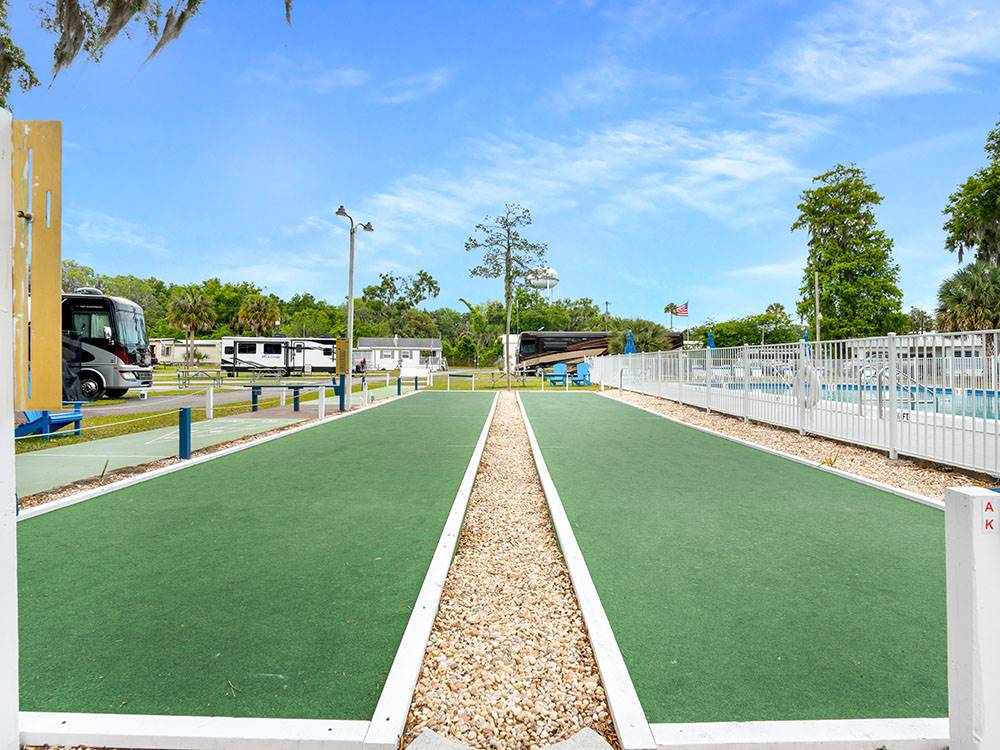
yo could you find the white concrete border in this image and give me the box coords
[17,388,421,521]
[363,392,500,750]
[516,392,656,750]
[945,486,999,750]
[598,390,944,511]
[19,712,369,750]
[650,718,948,749]
[0,107,19,750]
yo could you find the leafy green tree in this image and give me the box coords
[466,203,547,388]
[0,1,39,108]
[688,310,802,347]
[166,286,215,366]
[237,294,281,336]
[61,259,100,292]
[395,308,439,339]
[608,318,674,354]
[908,307,932,334]
[936,262,1000,336]
[447,334,479,367]
[431,307,466,343]
[201,278,262,336]
[792,164,906,339]
[282,309,332,337]
[943,120,1000,264]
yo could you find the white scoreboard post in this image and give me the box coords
[946,486,1000,750]
[0,108,19,750]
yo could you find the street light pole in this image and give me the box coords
[336,206,373,407]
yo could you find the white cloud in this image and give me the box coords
[724,259,804,280]
[68,210,168,254]
[551,60,684,110]
[319,109,829,261]
[376,67,454,104]
[761,0,1000,104]
[246,54,369,94]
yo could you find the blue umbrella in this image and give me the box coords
[707,330,715,349]
[624,330,637,354]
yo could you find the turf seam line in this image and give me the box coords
[19,711,370,750]
[649,716,949,749]
[16,389,422,523]
[597,391,945,512]
[363,392,500,750]
[516,392,656,750]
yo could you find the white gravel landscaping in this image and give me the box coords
[611,389,995,499]
[403,392,617,750]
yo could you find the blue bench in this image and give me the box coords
[15,402,84,440]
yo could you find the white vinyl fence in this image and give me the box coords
[589,330,1000,478]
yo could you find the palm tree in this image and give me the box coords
[167,287,216,367]
[936,262,1000,367]
[936,263,1000,333]
[663,302,679,330]
[238,295,281,336]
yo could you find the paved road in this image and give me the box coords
[16,416,303,497]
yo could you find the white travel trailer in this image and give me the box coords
[220,336,337,375]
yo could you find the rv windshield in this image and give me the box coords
[115,303,148,348]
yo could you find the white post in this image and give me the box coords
[887,333,899,460]
[318,386,326,419]
[362,379,368,404]
[471,372,476,392]
[279,387,287,407]
[798,339,806,436]
[741,344,750,422]
[447,373,451,392]
[705,347,713,414]
[385,371,389,389]
[946,486,1000,750]
[0,108,20,750]
[205,386,214,420]
[541,371,545,391]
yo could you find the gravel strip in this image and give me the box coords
[403,392,618,750]
[611,389,995,499]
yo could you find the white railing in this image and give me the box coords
[589,330,1000,477]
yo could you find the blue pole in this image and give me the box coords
[293,387,300,412]
[251,386,260,412]
[414,376,418,391]
[339,374,346,412]
[397,377,402,396]
[178,407,192,459]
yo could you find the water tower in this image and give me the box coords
[527,266,559,302]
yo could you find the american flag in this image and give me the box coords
[675,301,689,317]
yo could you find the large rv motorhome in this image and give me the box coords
[62,288,153,400]
[517,331,611,373]
[221,336,337,375]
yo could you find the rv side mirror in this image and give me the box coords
[103,325,113,341]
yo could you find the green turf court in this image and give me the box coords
[520,392,947,725]
[17,391,494,720]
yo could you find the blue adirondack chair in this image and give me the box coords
[571,362,591,386]
[15,402,84,440]
[546,363,568,386]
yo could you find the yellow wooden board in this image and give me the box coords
[12,120,62,410]
[335,338,349,375]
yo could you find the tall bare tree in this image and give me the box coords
[465,204,546,390]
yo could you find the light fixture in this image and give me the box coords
[336,205,348,217]
[361,222,374,233]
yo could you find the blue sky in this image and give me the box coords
[8,0,1000,325]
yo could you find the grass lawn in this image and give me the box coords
[520,391,947,724]
[17,391,495,720]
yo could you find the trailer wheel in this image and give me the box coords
[79,373,105,401]
[104,388,128,399]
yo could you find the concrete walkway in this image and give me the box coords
[16,416,302,497]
